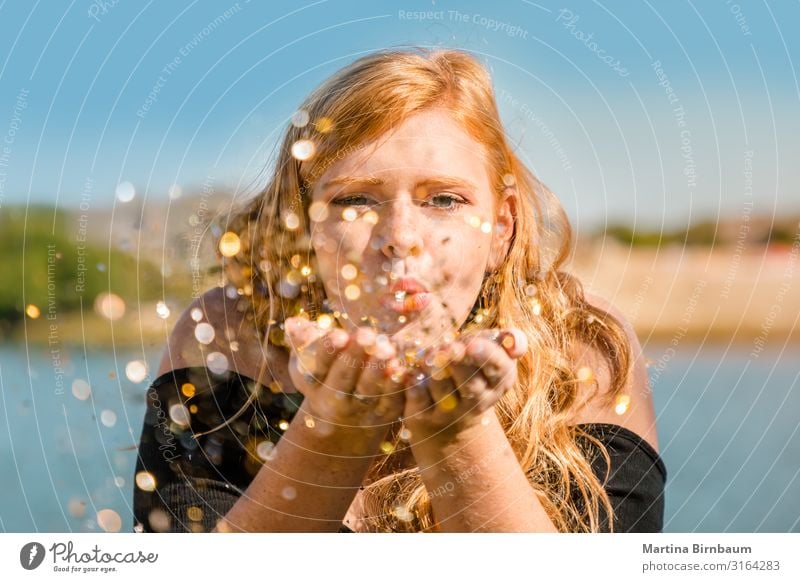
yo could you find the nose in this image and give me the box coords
[379,200,423,259]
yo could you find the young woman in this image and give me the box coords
[133,48,665,533]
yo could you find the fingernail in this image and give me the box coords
[329,330,349,349]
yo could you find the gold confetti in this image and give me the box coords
[501,335,515,350]
[576,366,594,383]
[71,379,92,400]
[344,284,361,300]
[284,212,300,230]
[68,497,87,518]
[94,292,125,321]
[615,394,631,415]
[304,415,316,428]
[278,420,290,431]
[308,201,329,222]
[341,264,358,280]
[186,506,204,522]
[531,300,542,316]
[315,117,334,133]
[148,508,171,532]
[189,404,198,414]
[125,360,148,383]
[291,139,316,161]
[218,231,241,257]
[25,304,40,319]
[380,441,395,454]
[181,383,196,397]
[135,471,157,492]
[316,314,333,330]
[96,508,122,533]
[300,265,312,277]
[363,210,379,224]
[155,301,170,319]
[437,394,458,413]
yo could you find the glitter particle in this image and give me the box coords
[97,508,122,533]
[25,304,40,319]
[437,394,458,413]
[524,284,538,297]
[94,292,126,321]
[256,440,276,461]
[363,210,379,225]
[190,307,204,322]
[125,360,148,383]
[71,379,92,400]
[398,427,412,441]
[615,394,631,415]
[342,208,358,222]
[282,486,297,500]
[148,509,171,532]
[576,366,594,383]
[300,265,312,277]
[100,409,117,428]
[291,139,316,161]
[341,264,358,280]
[502,173,516,187]
[291,109,310,128]
[344,284,361,300]
[278,420,290,431]
[194,322,215,345]
[315,117,333,133]
[218,231,242,257]
[181,383,196,397]
[316,314,333,330]
[168,184,182,199]
[115,181,135,203]
[468,215,481,228]
[379,441,395,454]
[308,201,329,222]
[186,506,204,522]
[304,415,316,428]
[284,212,300,230]
[393,505,414,522]
[68,497,87,518]
[480,221,492,234]
[206,351,228,374]
[169,403,191,427]
[155,301,170,319]
[135,471,157,492]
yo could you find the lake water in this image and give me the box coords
[0,341,797,532]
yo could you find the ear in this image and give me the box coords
[487,189,516,271]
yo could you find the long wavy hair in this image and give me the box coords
[220,48,631,532]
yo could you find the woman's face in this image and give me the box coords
[309,108,514,342]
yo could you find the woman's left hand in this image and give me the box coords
[400,328,528,440]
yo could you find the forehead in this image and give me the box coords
[315,109,492,187]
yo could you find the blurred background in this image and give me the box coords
[0,0,798,533]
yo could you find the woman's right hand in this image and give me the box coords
[284,317,405,431]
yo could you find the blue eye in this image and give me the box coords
[332,194,371,206]
[426,193,466,211]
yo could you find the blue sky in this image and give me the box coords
[0,0,797,230]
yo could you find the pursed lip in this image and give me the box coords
[379,277,431,313]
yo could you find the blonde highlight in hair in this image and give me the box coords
[221,48,632,532]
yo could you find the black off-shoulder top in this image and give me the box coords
[132,367,667,533]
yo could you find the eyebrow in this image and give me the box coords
[320,175,478,191]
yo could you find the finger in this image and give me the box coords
[463,337,515,389]
[284,317,321,351]
[312,329,350,380]
[405,371,435,416]
[323,328,372,396]
[449,362,489,402]
[353,342,397,398]
[494,328,528,359]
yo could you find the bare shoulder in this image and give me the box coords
[156,288,293,390]
[566,292,660,453]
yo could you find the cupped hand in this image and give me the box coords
[400,328,528,439]
[284,317,406,430]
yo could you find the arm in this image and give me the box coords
[147,291,404,532]
[410,410,557,532]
